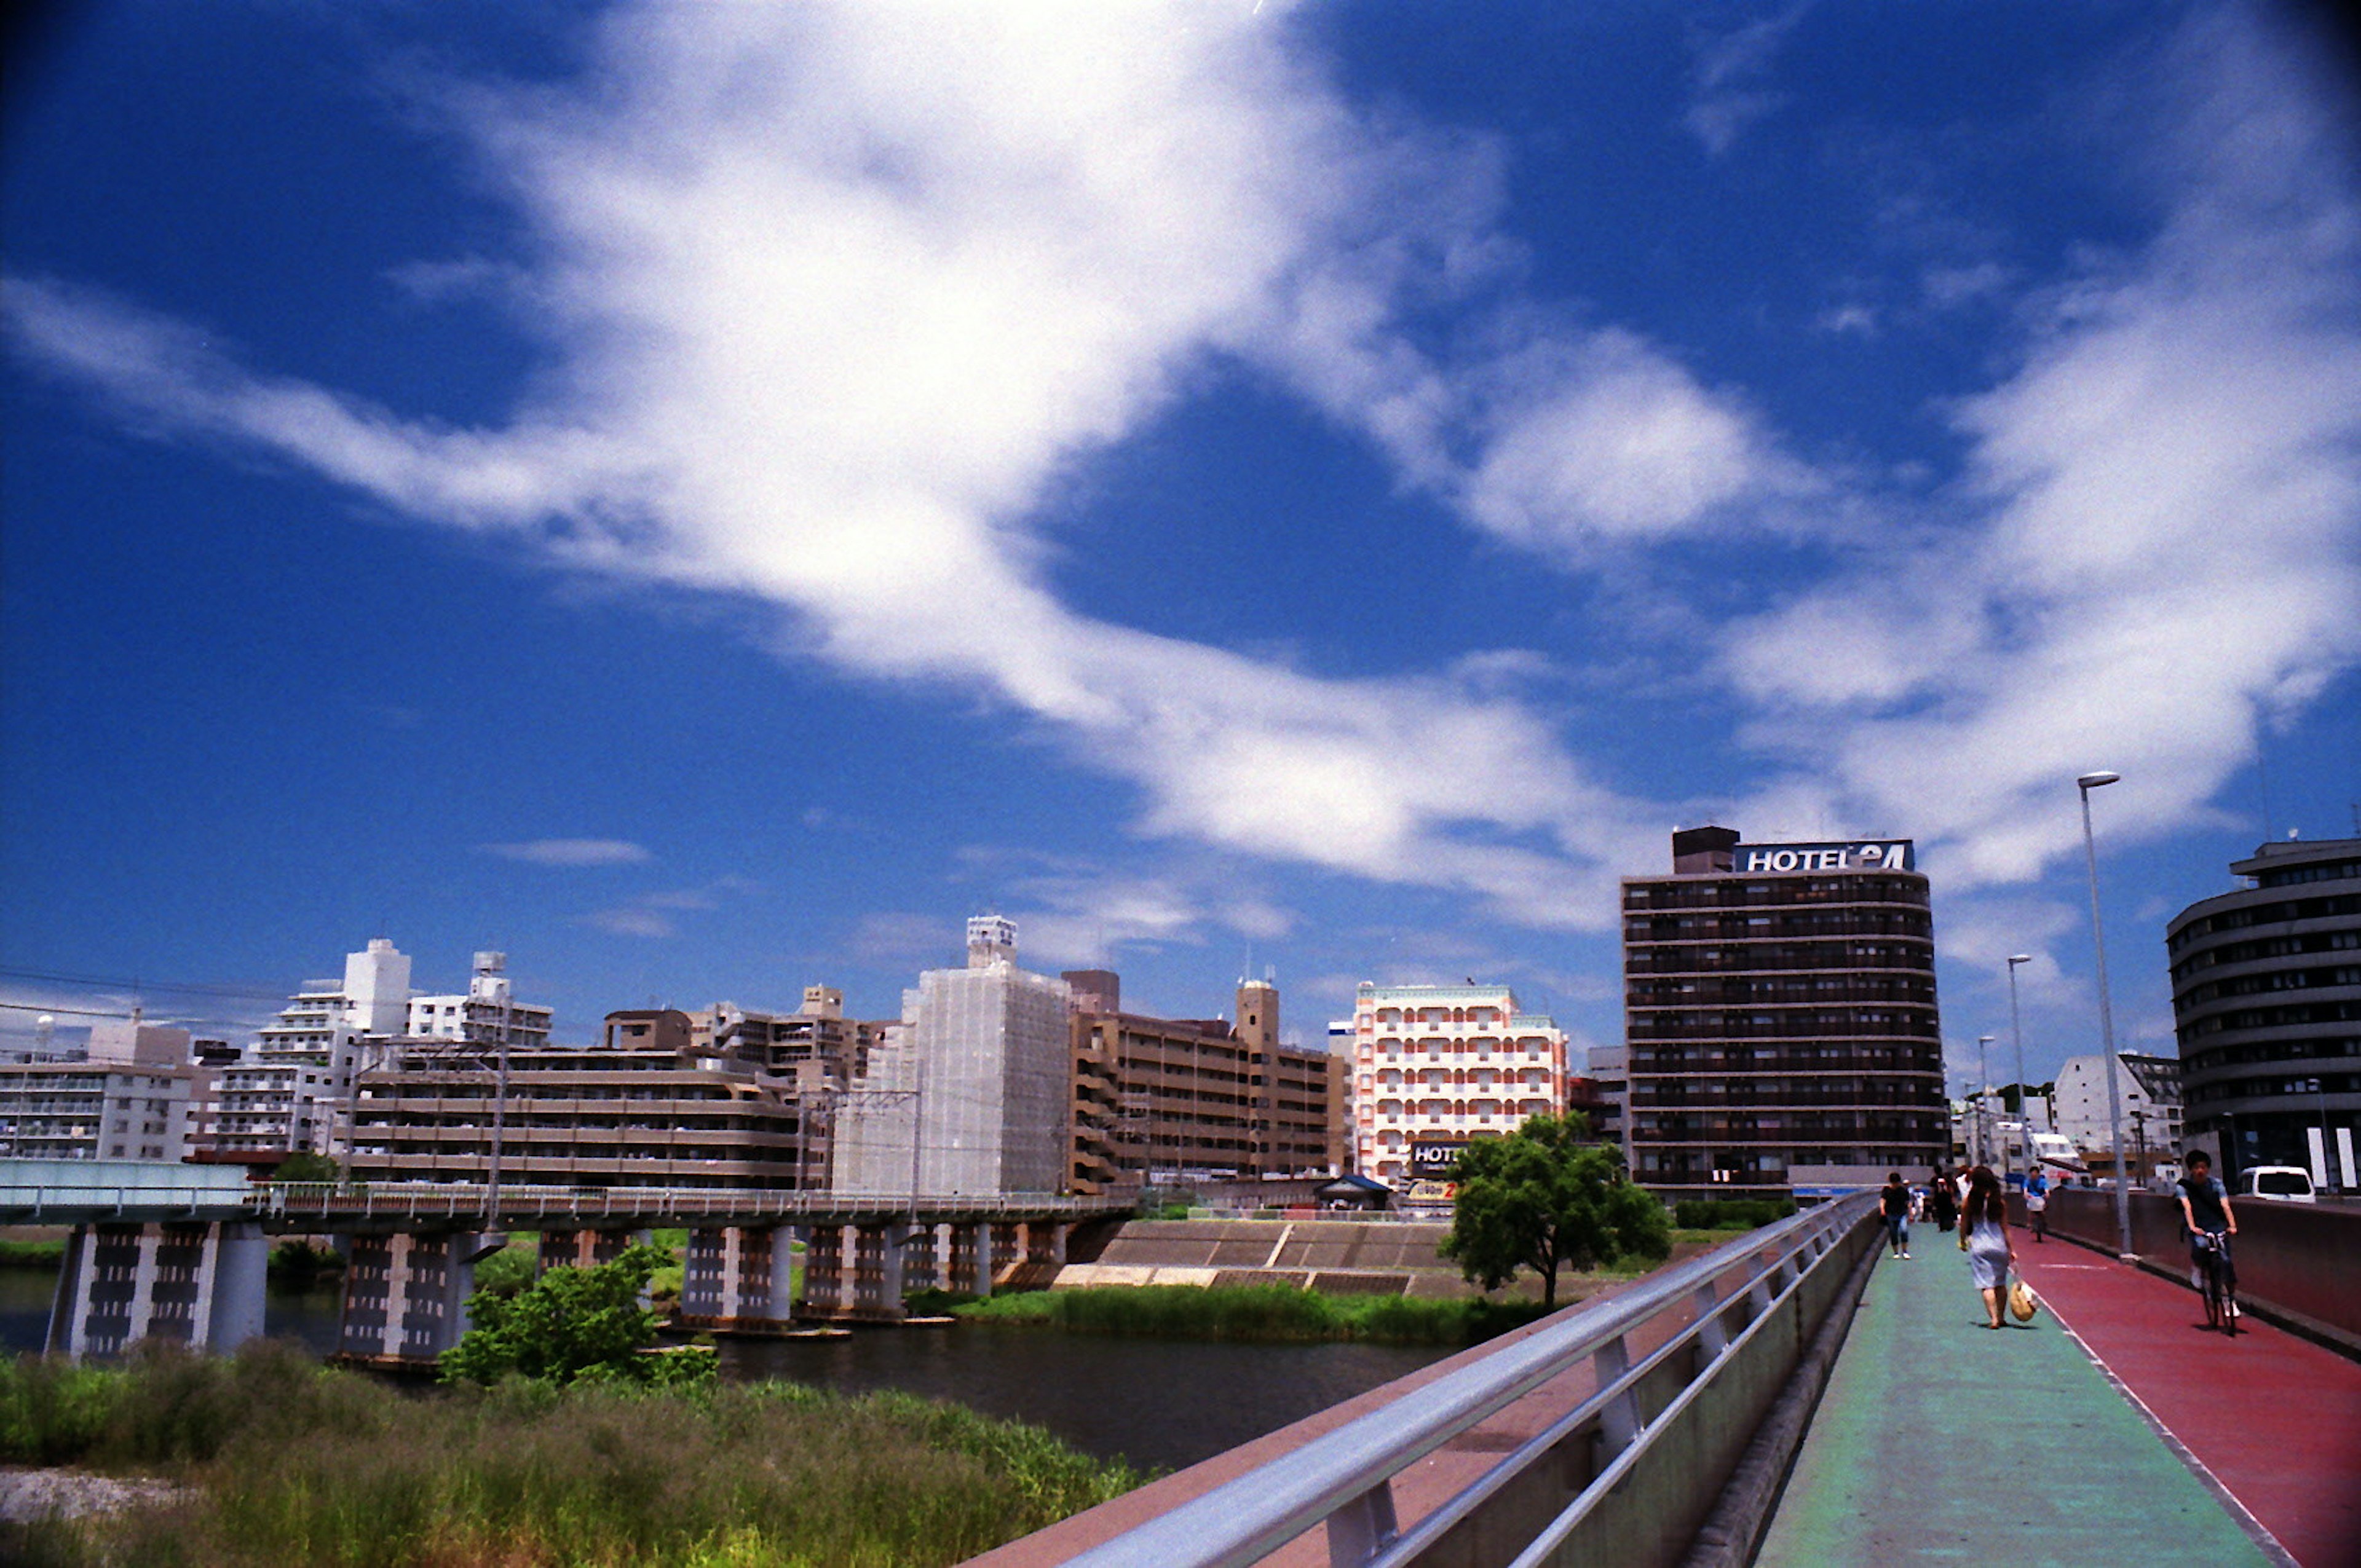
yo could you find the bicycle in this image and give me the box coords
[2193,1230,2238,1336]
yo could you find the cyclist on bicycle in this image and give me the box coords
[2175,1149,2237,1317]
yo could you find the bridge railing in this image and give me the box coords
[0,1170,1134,1228]
[1054,1192,1877,1568]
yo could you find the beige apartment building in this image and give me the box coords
[346,1008,813,1189]
[1067,972,1335,1195]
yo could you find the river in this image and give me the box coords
[0,1266,1445,1472]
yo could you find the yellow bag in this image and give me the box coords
[2008,1280,2039,1323]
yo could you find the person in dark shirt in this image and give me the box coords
[1927,1164,1958,1232]
[1880,1171,1912,1259]
[2175,1149,2238,1314]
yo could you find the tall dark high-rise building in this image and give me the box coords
[2168,837,2360,1191]
[1623,826,1947,1200]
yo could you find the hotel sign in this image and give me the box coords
[1735,840,1915,873]
[1409,1138,1469,1177]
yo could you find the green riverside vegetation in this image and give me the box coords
[952,1282,1558,1344]
[1,1340,1143,1567]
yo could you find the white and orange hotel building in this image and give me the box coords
[1345,983,1571,1186]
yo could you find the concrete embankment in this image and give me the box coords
[1056,1218,1686,1301]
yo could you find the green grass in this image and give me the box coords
[1672,1197,1796,1230]
[2,1341,1142,1567]
[0,1237,67,1268]
[954,1283,1553,1345]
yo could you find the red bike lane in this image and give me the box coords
[2014,1239,2361,1568]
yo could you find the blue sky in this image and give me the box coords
[4,1,2357,1094]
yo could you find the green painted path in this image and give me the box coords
[1754,1232,2271,1567]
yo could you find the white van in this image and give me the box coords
[2240,1165,2317,1203]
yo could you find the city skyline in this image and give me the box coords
[5,3,2357,1089]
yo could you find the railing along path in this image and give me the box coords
[0,1178,1129,1229]
[1064,1192,1875,1568]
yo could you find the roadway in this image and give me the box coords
[1755,1218,2361,1568]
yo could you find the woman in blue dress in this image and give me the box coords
[1960,1164,2017,1329]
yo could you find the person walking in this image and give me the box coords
[1960,1165,2018,1328]
[1927,1164,1958,1232]
[1880,1171,1912,1259]
[2024,1166,2050,1243]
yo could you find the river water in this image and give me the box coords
[0,1267,1443,1473]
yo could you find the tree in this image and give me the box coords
[1440,1112,1671,1309]
[440,1242,713,1387]
[271,1151,340,1184]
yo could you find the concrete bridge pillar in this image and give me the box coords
[336,1232,481,1367]
[802,1224,849,1315]
[679,1226,736,1322]
[681,1225,799,1328]
[850,1224,908,1320]
[44,1220,271,1360]
[950,1221,995,1298]
[538,1228,639,1272]
[992,1222,1022,1289]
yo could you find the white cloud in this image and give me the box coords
[481,838,653,867]
[582,906,677,939]
[1723,7,2361,889]
[1683,6,1810,156]
[4,1,2355,930]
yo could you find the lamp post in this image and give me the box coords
[2006,955,2033,1180]
[2077,769,2134,1260]
[1975,1034,1995,1167]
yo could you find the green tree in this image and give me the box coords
[1440,1113,1671,1309]
[271,1151,339,1184]
[440,1242,712,1387]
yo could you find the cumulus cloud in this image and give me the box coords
[4,1,2355,928]
[481,838,653,867]
[1723,4,2361,889]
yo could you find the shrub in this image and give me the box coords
[954,1286,1554,1345]
[1672,1198,1798,1231]
[2,1355,1141,1567]
[441,1242,711,1388]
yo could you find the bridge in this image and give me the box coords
[8,1160,2355,1563]
[970,1188,2360,1568]
[0,1158,1131,1365]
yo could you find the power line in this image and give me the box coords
[0,966,291,1003]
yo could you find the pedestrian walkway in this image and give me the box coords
[1755,1224,2277,1567]
[2011,1229,2361,1568]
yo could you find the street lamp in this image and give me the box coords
[1975,1034,1995,1167]
[2007,955,2033,1181]
[2077,769,2134,1261]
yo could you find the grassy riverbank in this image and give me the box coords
[2,1341,1141,1567]
[951,1283,1559,1344]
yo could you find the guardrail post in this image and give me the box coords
[1594,1333,1640,1456]
[1326,1479,1399,1568]
[1691,1280,1730,1360]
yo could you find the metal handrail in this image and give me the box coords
[0,1178,1134,1226]
[1066,1192,1874,1568]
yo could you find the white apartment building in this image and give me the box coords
[202,938,411,1162]
[832,916,1073,1197]
[403,951,553,1050]
[2052,1051,2183,1159]
[0,1018,199,1161]
[1347,982,1570,1186]
[200,942,557,1164]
